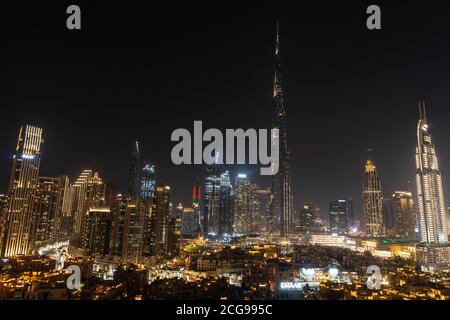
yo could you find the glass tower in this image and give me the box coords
[416,102,448,244]
[2,125,43,257]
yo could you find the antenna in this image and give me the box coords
[419,101,427,120]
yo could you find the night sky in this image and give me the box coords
[2,1,450,222]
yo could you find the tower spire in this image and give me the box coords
[419,101,427,120]
[275,21,280,55]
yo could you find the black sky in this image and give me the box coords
[2,1,450,222]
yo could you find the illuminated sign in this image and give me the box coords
[280,282,304,290]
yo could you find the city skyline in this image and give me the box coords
[1,2,450,302]
[3,3,450,221]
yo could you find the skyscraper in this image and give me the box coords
[217,171,234,236]
[192,182,202,233]
[30,176,69,243]
[234,174,254,235]
[82,207,113,256]
[111,193,128,257]
[128,141,141,199]
[71,170,106,242]
[204,166,220,236]
[416,103,448,244]
[140,163,155,200]
[141,163,155,257]
[270,22,294,237]
[298,203,315,234]
[2,125,43,257]
[253,188,271,233]
[152,185,171,256]
[342,197,354,230]
[121,201,144,264]
[382,198,396,235]
[0,194,8,247]
[362,154,385,237]
[329,199,348,235]
[181,208,198,237]
[393,191,416,238]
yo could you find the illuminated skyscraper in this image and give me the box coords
[204,166,220,236]
[2,125,43,257]
[0,194,8,216]
[121,201,144,263]
[30,176,70,243]
[82,207,113,256]
[329,199,348,235]
[218,171,234,236]
[71,170,106,241]
[298,202,315,234]
[192,182,202,232]
[141,163,156,257]
[167,215,180,257]
[362,154,385,237]
[270,22,294,236]
[140,163,155,200]
[152,185,171,256]
[392,191,416,238]
[253,188,271,233]
[234,174,254,235]
[416,103,448,244]
[181,208,198,237]
[0,195,9,249]
[111,193,128,256]
[128,141,141,200]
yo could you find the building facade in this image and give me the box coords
[2,125,43,257]
[329,199,348,235]
[362,157,385,237]
[415,103,448,244]
[270,23,294,237]
[393,191,416,238]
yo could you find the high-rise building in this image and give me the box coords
[121,201,144,264]
[345,197,354,230]
[218,171,234,236]
[0,194,8,216]
[141,163,156,257]
[2,125,43,257]
[128,141,141,199]
[298,203,315,234]
[329,199,348,235]
[253,188,271,233]
[30,176,69,243]
[362,155,385,237]
[234,174,254,235]
[382,198,397,235]
[71,170,106,242]
[54,176,72,240]
[392,191,416,238]
[270,22,294,237]
[140,163,155,200]
[416,103,448,244]
[140,163,156,257]
[448,206,450,238]
[82,207,113,256]
[111,193,127,257]
[181,208,199,237]
[167,215,180,257]
[204,166,220,236]
[0,195,9,249]
[111,193,145,264]
[152,185,171,256]
[192,182,202,233]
